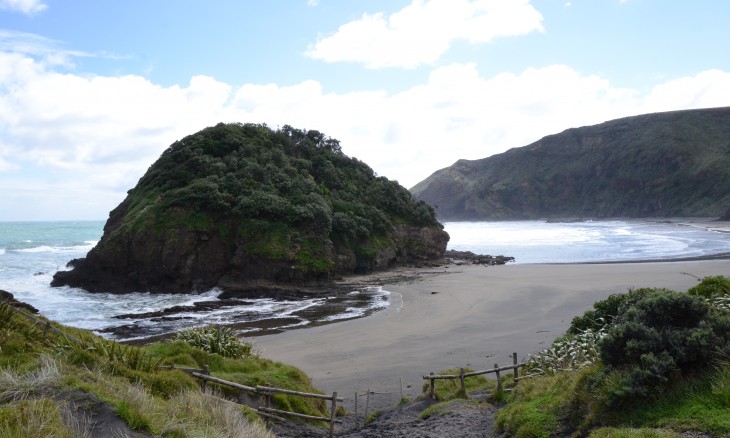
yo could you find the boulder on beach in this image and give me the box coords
[52,123,449,295]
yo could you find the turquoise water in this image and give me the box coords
[2,219,730,339]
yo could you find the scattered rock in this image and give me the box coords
[0,289,39,313]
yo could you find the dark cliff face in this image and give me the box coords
[52,123,448,294]
[411,107,730,220]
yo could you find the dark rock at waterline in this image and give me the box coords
[444,250,515,266]
[112,299,253,319]
[51,123,448,295]
[0,289,39,313]
[720,206,730,221]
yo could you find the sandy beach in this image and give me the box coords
[253,259,730,409]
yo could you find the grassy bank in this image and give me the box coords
[495,276,730,437]
[0,298,330,437]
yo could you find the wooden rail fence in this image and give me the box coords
[423,352,526,399]
[162,364,343,436]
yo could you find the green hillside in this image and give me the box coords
[0,293,327,437]
[53,123,448,294]
[412,107,730,220]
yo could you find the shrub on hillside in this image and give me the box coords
[687,275,730,298]
[594,290,730,408]
[567,288,658,335]
[174,325,253,359]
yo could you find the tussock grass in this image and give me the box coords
[0,300,325,436]
[0,398,76,438]
[162,389,272,438]
[0,355,60,402]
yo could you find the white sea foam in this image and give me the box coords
[3,220,730,340]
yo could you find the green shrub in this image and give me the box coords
[568,288,657,334]
[174,325,253,359]
[688,275,730,298]
[595,290,730,408]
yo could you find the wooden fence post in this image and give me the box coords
[459,368,466,398]
[400,377,404,400]
[494,364,502,393]
[364,389,370,426]
[513,352,519,380]
[202,364,210,392]
[429,372,435,399]
[354,391,358,416]
[329,392,337,436]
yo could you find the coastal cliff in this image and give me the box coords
[52,123,448,294]
[412,106,730,220]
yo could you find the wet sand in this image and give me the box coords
[253,259,730,408]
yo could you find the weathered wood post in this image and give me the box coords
[429,372,435,399]
[459,368,466,398]
[400,377,404,400]
[494,363,502,393]
[202,364,210,392]
[513,352,519,381]
[354,391,358,416]
[364,388,370,426]
[329,392,338,436]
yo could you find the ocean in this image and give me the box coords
[1,219,729,340]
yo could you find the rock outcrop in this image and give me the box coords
[52,123,448,295]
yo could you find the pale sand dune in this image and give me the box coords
[253,260,729,405]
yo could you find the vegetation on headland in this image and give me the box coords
[0,295,329,437]
[412,106,730,220]
[53,123,448,294]
[495,275,730,437]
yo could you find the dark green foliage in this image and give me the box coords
[687,275,730,298]
[567,288,657,334]
[595,290,730,408]
[114,122,441,278]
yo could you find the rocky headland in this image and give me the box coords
[51,123,448,296]
[412,106,730,220]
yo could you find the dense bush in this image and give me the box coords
[567,287,656,334]
[118,122,443,276]
[594,290,730,408]
[688,275,730,298]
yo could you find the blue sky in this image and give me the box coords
[1,0,729,221]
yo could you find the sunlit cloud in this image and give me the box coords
[2,45,730,219]
[305,0,544,69]
[0,0,46,15]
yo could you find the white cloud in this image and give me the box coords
[305,0,544,69]
[0,0,46,15]
[307,0,319,7]
[2,46,730,220]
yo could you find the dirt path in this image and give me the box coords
[272,398,502,438]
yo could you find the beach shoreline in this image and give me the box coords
[252,258,730,410]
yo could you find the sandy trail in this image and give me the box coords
[253,260,729,409]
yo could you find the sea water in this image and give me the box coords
[445,219,730,264]
[0,221,389,339]
[2,219,730,339]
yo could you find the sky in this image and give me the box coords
[0,0,729,221]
